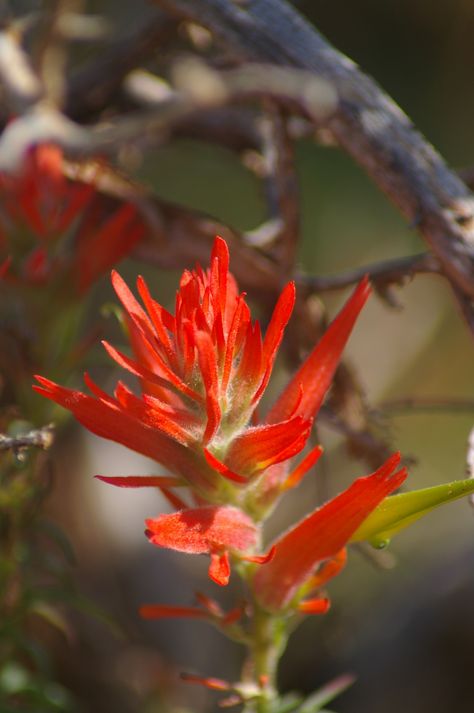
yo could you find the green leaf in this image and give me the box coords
[271,693,304,713]
[30,603,74,643]
[351,478,474,548]
[296,674,355,713]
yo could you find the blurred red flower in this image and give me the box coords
[0,143,144,293]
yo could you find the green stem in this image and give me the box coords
[243,597,288,713]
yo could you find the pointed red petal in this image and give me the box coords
[309,548,347,589]
[203,448,248,484]
[77,203,144,292]
[252,282,296,403]
[298,597,331,615]
[139,604,209,620]
[221,295,246,391]
[145,505,258,554]
[226,416,312,475]
[262,282,296,363]
[114,382,193,445]
[221,606,244,626]
[101,341,184,401]
[253,452,406,611]
[236,320,262,388]
[136,275,177,367]
[180,673,231,691]
[194,330,221,443]
[160,487,190,511]
[240,545,276,565]
[283,445,324,491]
[194,592,224,617]
[94,475,183,488]
[209,551,230,586]
[267,277,371,424]
[33,376,194,476]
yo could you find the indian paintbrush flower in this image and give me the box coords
[0,142,144,293]
[34,236,406,609]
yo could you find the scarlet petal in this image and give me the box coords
[283,445,324,491]
[101,340,184,402]
[267,277,371,424]
[309,548,347,589]
[180,673,231,691]
[204,448,248,484]
[33,376,195,478]
[145,505,258,554]
[253,282,296,402]
[77,203,144,292]
[241,545,276,565]
[298,597,331,615]
[236,320,262,388]
[139,604,209,620]
[209,551,230,586]
[94,475,183,488]
[194,330,221,444]
[262,282,296,363]
[226,416,312,475]
[253,452,406,611]
[194,592,224,617]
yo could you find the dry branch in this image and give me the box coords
[0,424,55,454]
[153,0,474,306]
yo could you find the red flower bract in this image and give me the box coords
[35,235,379,587]
[0,142,145,293]
[146,505,259,585]
[253,453,407,612]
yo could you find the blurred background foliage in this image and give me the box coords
[3,0,474,712]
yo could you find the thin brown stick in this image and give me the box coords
[380,397,474,415]
[0,424,55,454]
[298,253,440,293]
[65,10,177,120]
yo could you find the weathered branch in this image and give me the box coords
[153,0,474,305]
[0,62,335,172]
[65,10,177,120]
[298,252,439,293]
[0,424,55,454]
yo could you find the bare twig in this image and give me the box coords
[297,252,440,293]
[381,397,474,415]
[65,10,178,120]
[0,28,42,112]
[0,424,55,455]
[0,62,336,172]
[255,108,300,275]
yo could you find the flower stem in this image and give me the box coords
[242,598,288,713]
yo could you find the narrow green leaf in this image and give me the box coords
[271,693,304,713]
[30,603,74,643]
[351,478,474,547]
[297,674,355,713]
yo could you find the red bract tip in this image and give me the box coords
[94,475,183,488]
[253,452,406,612]
[266,277,371,425]
[139,604,209,620]
[0,255,12,279]
[180,673,231,691]
[283,444,324,491]
[298,596,331,615]
[204,449,248,484]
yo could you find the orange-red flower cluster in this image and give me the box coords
[0,143,144,293]
[35,237,407,612]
